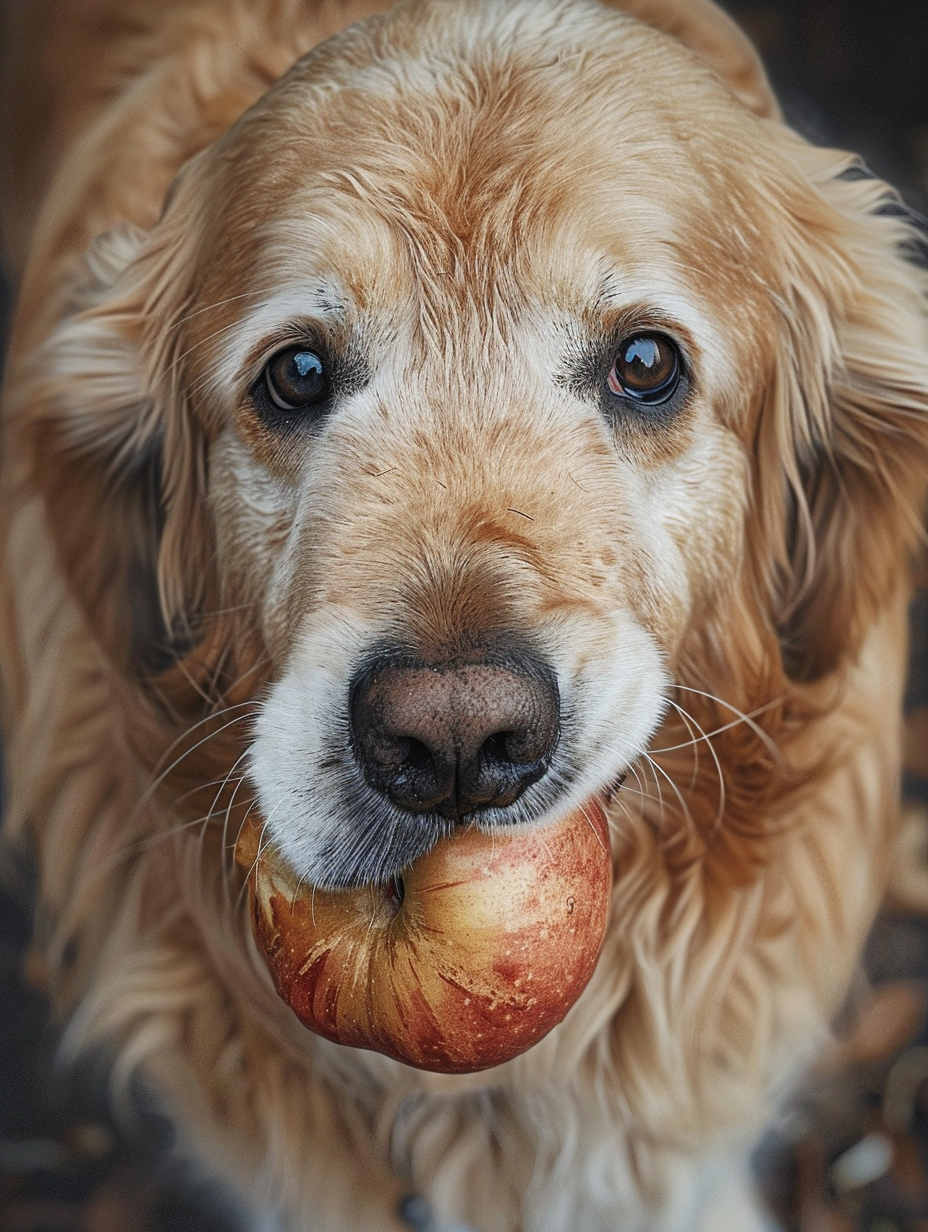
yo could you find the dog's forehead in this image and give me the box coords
[196,0,769,292]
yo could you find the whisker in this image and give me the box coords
[621,762,653,811]
[240,799,288,907]
[168,287,280,331]
[659,702,727,832]
[672,685,784,760]
[663,700,704,792]
[578,802,608,851]
[642,753,693,830]
[651,695,783,754]
[604,791,642,840]
[232,798,263,913]
[217,747,256,902]
[134,706,257,822]
[114,799,247,864]
[164,317,253,375]
[196,601,261,620]
[636,756,668,830]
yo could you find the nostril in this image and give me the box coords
[481,731,512,763]
[479,729,547,770]
[487,723,554,767]
[364,734,413,776]
[402,738,434,773]
[471,721,553,812]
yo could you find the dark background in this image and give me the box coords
[728,0,928,213]
[2,2,928,1230]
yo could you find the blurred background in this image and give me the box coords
[2,1,928,1230]
[729,0,928,213]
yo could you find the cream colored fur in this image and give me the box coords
[2,2,928,1230]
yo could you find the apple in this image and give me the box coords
[236,802,613,1073]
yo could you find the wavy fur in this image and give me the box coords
[3,2,928,1229]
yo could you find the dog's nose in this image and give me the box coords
[350,653,560,818]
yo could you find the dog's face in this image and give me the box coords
[184,1,770,887]
[33,0,928,892]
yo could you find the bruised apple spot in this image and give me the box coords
[237,802,613,1073]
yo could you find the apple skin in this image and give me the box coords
[236,803,612,1073]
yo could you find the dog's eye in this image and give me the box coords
[607,334,680,405]
[263,347,328,411]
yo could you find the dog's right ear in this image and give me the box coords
[15,216,212,677]
[604,0,779,119]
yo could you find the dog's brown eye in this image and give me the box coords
[607,334,680,405]
[264,347,328,411]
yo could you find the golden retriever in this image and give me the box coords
[2,1,928,1229]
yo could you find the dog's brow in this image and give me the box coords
[207,283,353,390]
[169,288,282,332]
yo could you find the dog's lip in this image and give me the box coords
[234,786,619,889]
[601,772,627,805]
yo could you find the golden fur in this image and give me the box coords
[3,1,928,1229]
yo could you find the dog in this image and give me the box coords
[3,0,928,1228]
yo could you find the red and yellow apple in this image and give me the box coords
[236,803,613,1073]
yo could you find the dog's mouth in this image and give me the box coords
[234,798,614,1073]
[385,872,405,914]
[248,614,670,893]
[603,771,628,803]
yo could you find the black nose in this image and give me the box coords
[349,652,560,818]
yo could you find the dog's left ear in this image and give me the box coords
[602,0,779,119]
[753,168,928,683]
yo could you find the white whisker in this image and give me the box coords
[672,685,784,760]
[642,753,694,831]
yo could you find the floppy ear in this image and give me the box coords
[752,164,928,683]
[603,0,779,119]
[16,218,213,677]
